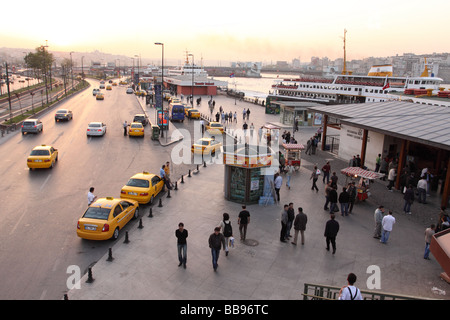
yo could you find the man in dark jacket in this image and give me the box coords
[329,185,338,214]
[403,184,415,215]
[324,214,340,254]
[338,187,350,216]
[208,227,226,271]
[292,207,307,245]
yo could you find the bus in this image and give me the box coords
[169,103,185,122]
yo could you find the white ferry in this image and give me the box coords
[269,63,450,107]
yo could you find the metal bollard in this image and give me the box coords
[181,175,184,183]
[204,161,207,167]
[197,164,199,171]
[138,218,144,229]
[188,170,191,177]
[107,248,114,261]
[174,181,178,190]
[167,189,171,198]
[158,198,163,207]
[124,231,130,243]
[86,267,95,283]
[148,207,153,218]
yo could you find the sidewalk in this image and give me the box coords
[68,94,449,300]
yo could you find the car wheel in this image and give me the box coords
[112,227,120,240]
[133,207,140,220]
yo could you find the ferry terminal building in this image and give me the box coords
[308,101,450,207]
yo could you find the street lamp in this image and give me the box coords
[134,54,140,87]
[70,51,74,91]
[188,53,194,107]
[154,42,166,140]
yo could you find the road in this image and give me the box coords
[0,79,198,299]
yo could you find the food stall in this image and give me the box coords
[262,124,280,146]
[282,143,304,170]
[340,167,385,201]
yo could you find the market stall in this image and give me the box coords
[340,167,385,201]
[282,143,305,170]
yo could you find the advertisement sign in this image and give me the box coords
[154,84,162,110]
[157,110,168,128]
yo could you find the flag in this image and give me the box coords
[382,83,390,90]
[229,73,235,78]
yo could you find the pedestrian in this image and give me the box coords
[348,182,357,214]
[237,205,250,241]
[380,210,396,244]
[242,122,248,136]
[274,173,283,202]
[233,111,237,123]
[305,138,312,155]
[375,154,382,172]
[208,227,226,271]
[219,213,233,256]
[286,203,295,239]
[338,273,363,300]
[424,224,436,260]
[87,187,97,206]
[322,161,331,184]
[338,187,350,216]
[329,184,338,214]
[330,172,338,187]
[165,161,172,185]
[310,166,319,192]
[324,214,340,254]
[242,108,246,120]
[324,181,332,211]
[123,120,128,136]
[224,112,229,124]
[387,168,396,191]
[373,205,384,239]
[311,135,318,154]
[380,157,388,181]
[292,207,307,245]
[215,111,220,122]
[285,162,294,189]
[417,176,428,204]
[175,222,188,268]
[280,204,289,242]
[317,126,323,142]
[403,184,415,215]
[246,108,250,120]
[250,123,254,137]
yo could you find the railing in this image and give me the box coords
[302,283,427,300]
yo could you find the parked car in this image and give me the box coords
[22,119,43,135]
[133,114,149,126]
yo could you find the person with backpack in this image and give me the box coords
[219,213,233,256]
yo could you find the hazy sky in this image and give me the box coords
[2,0,450,65]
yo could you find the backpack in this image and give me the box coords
[223,221,232,237]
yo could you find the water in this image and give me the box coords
[213,73,297,99]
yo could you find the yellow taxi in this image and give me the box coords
[27,145,58,170]
[106,85,112,90]
[184,106,193,116]
[96,93,104,100]
[206,121,224,134]
[120,172,165,204]
[77,197,139,241]
[128,122,144,137]
[112,82,117,86]
[191,137,222,156]
[188,108,200,119]
[119,80,127,85]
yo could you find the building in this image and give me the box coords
[308,101,450,207]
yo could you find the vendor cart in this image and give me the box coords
[340,167,385,201]
[282,143,305,171]
[262,124,280,145]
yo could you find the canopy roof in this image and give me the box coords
[341,167,385,180]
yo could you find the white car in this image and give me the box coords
[126,88,134,94]
[86,122,107,136]
[92,88,100,96]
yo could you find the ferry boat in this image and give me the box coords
[268,64,450,107]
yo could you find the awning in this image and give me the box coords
[341,167,385,180]
[282,143,305,150]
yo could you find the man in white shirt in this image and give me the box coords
[274,173,283,202]
[339,273,363,300]
[87,187,97,206]
[380,210,396,244]
[417,176,428,204]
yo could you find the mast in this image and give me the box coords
[342,29,347,75]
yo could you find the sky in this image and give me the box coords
[2,0,450,65]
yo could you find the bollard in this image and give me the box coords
[188,170,191,177]
[107,248,114,261]
[148,207,153,218]
[138,218,144,229]
[197,164,199,171]
[86,267,95,283]
[124,231,130,243]
[174,181,178,190]
[64,294,69,300]
[158,198,163,207]
[204,161,207,167]
[167,189,171,198]
[181,175,184,183]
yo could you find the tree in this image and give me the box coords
[24,46,54,79]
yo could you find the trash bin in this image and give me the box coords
[151,125,160,140]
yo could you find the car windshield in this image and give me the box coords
[83,207,110,220]
[30,149,50,156]
[211,123,222,127]
[195,140,210,146]
[126,178,149,188]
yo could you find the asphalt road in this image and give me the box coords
[0,79,198,299]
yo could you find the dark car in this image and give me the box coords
[133,114,149,126]
[55,109,73,121]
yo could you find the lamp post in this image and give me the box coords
[134,54,140,88]
[70,51,74,91]
[154,42,166,140]
[188,53,194,107]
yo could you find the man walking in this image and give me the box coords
[280,204,289,242]
[322,161,331,184]
[380,210,396,244]
[274,173,283,202]
[324,214,339,254]
[329,185,338,214]
[175,222,188,268]
[292,207,307,245]
[403,184,415,215]
[208,227,226,272]
[373,205,384,239]
[237,205,250,241]
[417,176,428,204]
[87,187,97,206]
[348,182,357,214]
[310,166,319,192]
[424,224,436,260]
[286,203,295,239]
[338,187,350,216]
